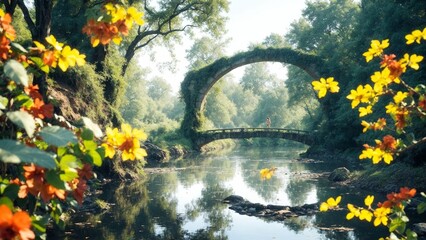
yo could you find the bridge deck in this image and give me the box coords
[196,128,314,149]
[201,128,309,134]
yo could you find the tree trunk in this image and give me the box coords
[18,0,53,98]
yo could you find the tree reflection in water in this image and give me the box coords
[51,145,388,240]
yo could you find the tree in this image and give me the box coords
[186,36,229,70]
[3,0,230,126]
[240,63,280,94]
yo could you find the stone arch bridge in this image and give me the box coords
[180,47,325,149]
[196,128,314,149]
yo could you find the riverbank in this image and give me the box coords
[302,146,426,194]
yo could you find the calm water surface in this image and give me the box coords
[53,146,389,240]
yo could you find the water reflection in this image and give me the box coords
[52,145,388,240]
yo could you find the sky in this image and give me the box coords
[138,0,307,93]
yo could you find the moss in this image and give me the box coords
[353,162,426,193]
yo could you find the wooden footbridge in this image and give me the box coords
[195,128,315,149]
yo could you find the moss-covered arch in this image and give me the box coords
[180,47,325,147]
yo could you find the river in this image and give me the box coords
[50,145,389,240]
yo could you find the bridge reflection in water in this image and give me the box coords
[196,128,314,149]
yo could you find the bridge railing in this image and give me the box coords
[201,128,310,135]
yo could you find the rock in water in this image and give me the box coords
[328,167,350,182]
[223,195,244,204]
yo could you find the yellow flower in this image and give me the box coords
[363,39,389,62]
[373,207,391,227]
[371,68,394,92]
[347,84,373,108]
[359,105,373,117]
[104,4,126,23]
[320,196,341,212]
[365,148,393,164]
[58,46,86,71]
[121,139,147,161]
[361,121,370,133]
[112,6,127,23]
[0,9,4,17]
[260,167,276,180]
[312,77,339,98]
[385,103,398,115]
[121,123,148,141]
[45,35,64,51]
[102,127,124,158]
[359,148,374,160]
[393,91,408,105]
[371,148,385,164]
[104,3,116,16]
[405,28,426,44]
[33,41,46,51]
[401,53,423,70]
[382,152,393,164]
[125,7,144,28]
[346,204,360,220]
[359,209,373,222]
[119,123,148,161]
[364,195,374,207]
[102,143,116,158]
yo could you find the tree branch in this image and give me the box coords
[3,0,18,15]
[16,0,37,38]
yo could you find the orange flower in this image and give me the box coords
[419,95,426,111]
[40,184,66,203]
[0,35,10,60]
[42,50,58,67]
[395,108,409,130]
[380,54,404,80]
[23,164,45,195]
[0,205,35,240]
[70,178,87,205]
[378,187,416,209]
[24,84,43,100]
[0,13,16,40]
[0,205,13,229]
[381,135,397,151]
[78,164,93,180]
[28,98,54,119]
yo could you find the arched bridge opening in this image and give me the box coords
[196,128,315,150]
[180,47,325,149]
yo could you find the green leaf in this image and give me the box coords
[3,184,19,201]
[39,126,78,146]
[0,96,8,109]
[83,140,97,151]
[29,57,49,73]
[59,154,81,182]
[31,215,49,234]
[59,154,80,169]
[7,110,36,137]
[389,218,406,233]
[406,229,418,240]
[417,202,426,214]
[96,147,105,160]
[0,196,14,210]
[57,147,67,157]
[10,42,28,53]
[81,128,94,141]
[0,140,56,169]
[87,150,102,167]
[45,170,66,189]
[4,59,29,87]
[81,117,103,138]
[401,215,410,222]
[14,94,33,108]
